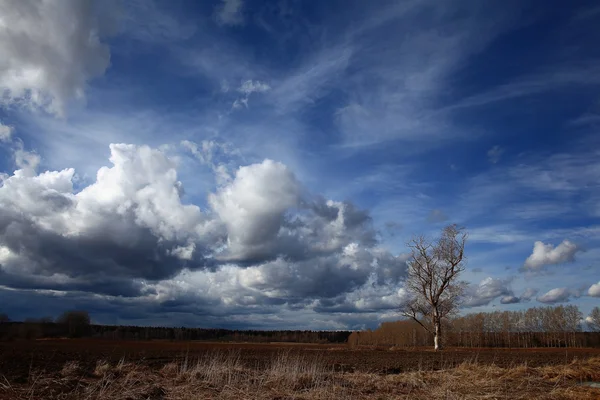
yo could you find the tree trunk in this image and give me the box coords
[434,320,442,351]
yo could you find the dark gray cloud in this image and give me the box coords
[500,287,538,304]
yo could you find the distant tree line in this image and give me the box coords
[349,305,600,348]
[3,306,600,347]
[0,310,350,343]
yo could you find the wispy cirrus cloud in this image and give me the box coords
[214,0,244,26]
[487,145,504,164]
[446,64,600,112]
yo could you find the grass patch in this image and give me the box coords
[2,353,600,399]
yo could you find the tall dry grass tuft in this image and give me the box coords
[264,350,329,390]
[60,361,80,377]
[184,350,245,386]
[3,352,600,399]
[93,360,110,377]
[540,356,600,383]
[85,359,165,400]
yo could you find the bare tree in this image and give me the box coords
[401,224,467,350]
[587,307,600,332]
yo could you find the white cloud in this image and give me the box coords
[537,287,572,304]
[214,0,244,26]
[487,145,504,163]
[588,281,600,297]
[238,80,271,95]
[0,0,116,115]
[209,160,302,261]
[0,143,404,312]
[0,123,12,142]
[500,295,519,304]
[468,225,533,244]
[0,123,42,174]
[232,97,249,109]
[523,239,581,271]
[463,277,513,307]
[13,146,41,173]
[0,143,220,290]
[231,80,270,110]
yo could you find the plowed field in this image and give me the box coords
[2,339,599,382]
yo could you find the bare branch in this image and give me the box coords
[400,224,467,350]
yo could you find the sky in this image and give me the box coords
[0,0,599,330]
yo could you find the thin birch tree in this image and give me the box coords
[588,307,600,332]
[400,224,467,350]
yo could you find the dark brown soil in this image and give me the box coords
[1,339,599,383]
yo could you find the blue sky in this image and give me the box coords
[0,0,599,330]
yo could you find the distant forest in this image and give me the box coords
[0,311,350,343]
[349,305,600,348]
[1,305,600,347]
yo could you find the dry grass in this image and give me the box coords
[1,352,600,399]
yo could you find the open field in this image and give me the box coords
[1,339,600,399]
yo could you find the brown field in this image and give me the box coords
[1,339,600,399]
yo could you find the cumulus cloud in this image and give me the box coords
[0,144,222,296]
[0,0,116,115]
[136,246,409,322]
[537,287,572,304]
[209,160,302,262]
[0,143,407,320]
[500,295,520,304]
[463,277,513,307]
[522,239,581,271]
[487,145,504,163]
[588,281,600,297]
[214,0,244,26]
